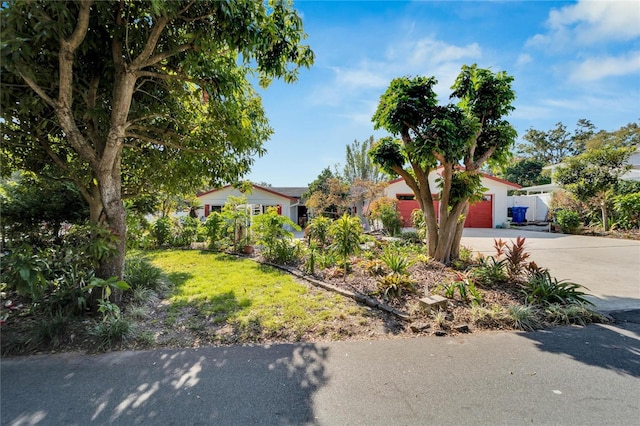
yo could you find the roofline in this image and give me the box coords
[197,184,297,201]
[388,167,521,189]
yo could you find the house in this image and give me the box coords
[196,184,308,227]
[384,171,521,228]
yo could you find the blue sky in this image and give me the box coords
[247,0,640,187]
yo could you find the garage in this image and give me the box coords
[464,195,493,228]
[384,171,519,229]
[395,194,492,228]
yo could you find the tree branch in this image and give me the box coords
[125,132,212,154]
[130,16,169,69]
[17,72,57,108]
[140,43,192,68]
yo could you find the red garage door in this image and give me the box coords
[465,195,493,228]
[395,193,493,228]
[396,195,438,227]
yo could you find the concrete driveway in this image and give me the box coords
[461,228,640,312]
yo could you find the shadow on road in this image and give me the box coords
[2,343,330,425]
[519,310,640,378]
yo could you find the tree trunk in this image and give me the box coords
[450,202,469,260]
[601,203,609,232]
[432,201,467,264]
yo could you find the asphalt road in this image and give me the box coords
[461,228,640,312]
[2,311,639,426]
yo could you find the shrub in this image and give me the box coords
[380,246,413,275]
[544,303,604,326]
[125,257,164,291]
[379,204,402,236]
[368,197,402,236]
[1,244,50,300]
[153,217,174,246]
[175,216,201,246]
[252,207,301,262]
[506,305,542,331]
[410,209,427,240]
[329,213,362,279]
[377,274,415,300]
[613,192,640,230]
[399,230,422,243]
[523,270,592,306]
[306,216,332,248]
[470,255,508,286]
[204,212,226,249]
[555,209,581,234]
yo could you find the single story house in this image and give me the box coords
[384,171,521,228]
[196,184,308,227]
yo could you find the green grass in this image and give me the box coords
[147,250,364,340]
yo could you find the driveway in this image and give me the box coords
[461,228,640,312]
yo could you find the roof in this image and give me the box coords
[518,183,561,194]
[388,167,521,189]
[268,187,308,199]
[197,184,306,201]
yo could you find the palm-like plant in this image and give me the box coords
[306,216,333,248]
[329,213,362,279]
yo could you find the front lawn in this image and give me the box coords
[144,250,379,345]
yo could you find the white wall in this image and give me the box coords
[507,194,552,222]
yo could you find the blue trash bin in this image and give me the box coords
[511,206,528,223]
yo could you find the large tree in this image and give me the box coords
[500,158,551,188]
[371,65,517,263]
[585,121,640,150]
[1,0,313,280]
[555,146,634,231]
[343,136,386,184]
[517,119,595,164]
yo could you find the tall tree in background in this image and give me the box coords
[1,0,313,280]
[585,121,640,150]
[371,65,517,263]
[500,158,551,188]
[343,136,386,183]
[342,136,387,229]
[517,120,595,164]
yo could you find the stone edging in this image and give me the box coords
[256,260,412,322]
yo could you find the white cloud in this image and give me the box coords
[409,39,481,67]
[330,66,388,90]
[312,36,483,107]
[528,0,640,47]
[569,51,640,82]
[516,54,532,67]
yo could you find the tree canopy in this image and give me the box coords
[554,146,634,231]
[343,136,386,184]
[371,65,517,263]
[499,158,551,188]
[1,0,314,280]
[516,120,595,165]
